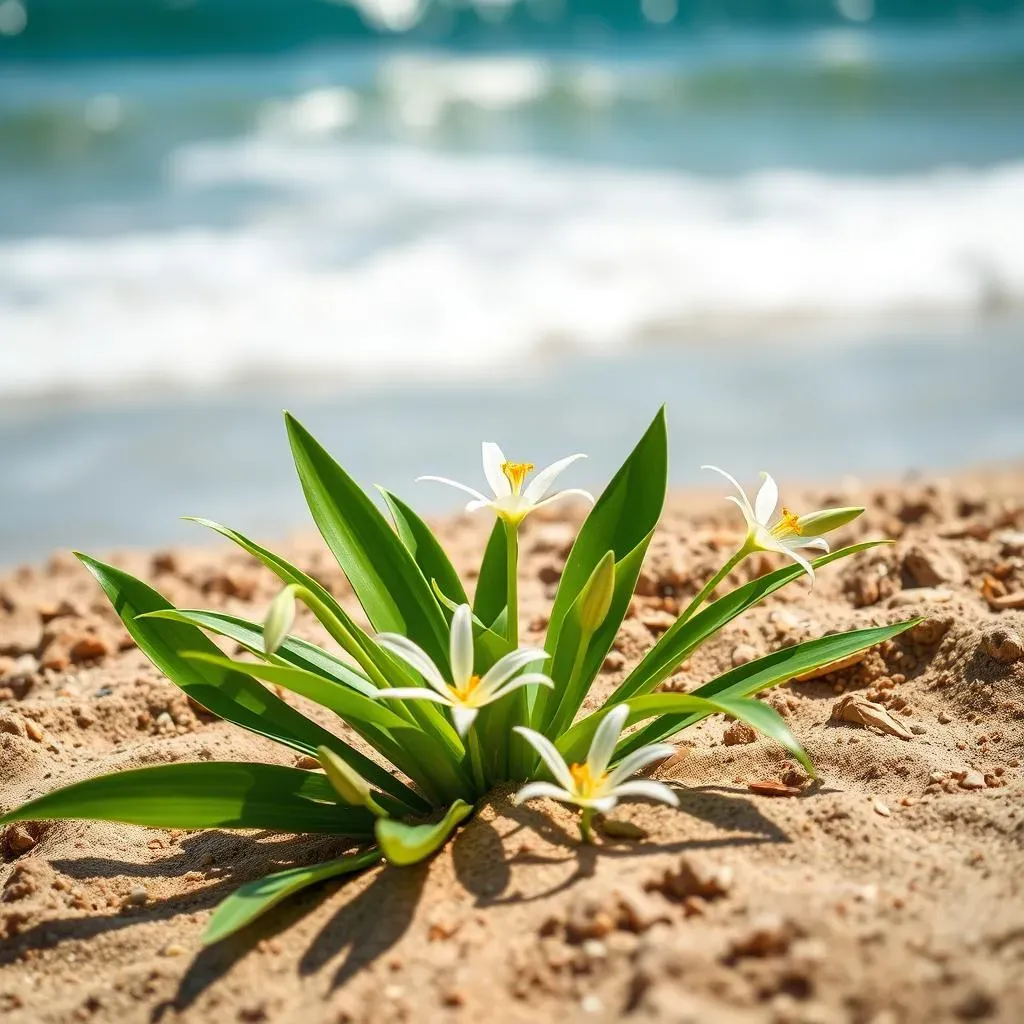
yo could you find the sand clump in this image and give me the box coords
[1,468,1023,1023]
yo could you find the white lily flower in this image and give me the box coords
[513,705,678,836]
[374,604,552,737]
[419,442,594,528]
[703,465,838,581]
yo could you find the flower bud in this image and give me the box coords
[263,585,296,655]
[795,506,864,536]
[577,551,616,635]
[317,746,386,817]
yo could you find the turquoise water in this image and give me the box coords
[1,8,1023,562]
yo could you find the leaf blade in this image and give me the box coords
[0,762,375,835]
[203,848,381,945]
[375,799,473,867]
[609,541,891,704]
[285,414,450,667]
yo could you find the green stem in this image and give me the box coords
[543,626,591,740]
[579,808,595,844]
[467,729,487,796]
[678,543,751,625]
[505,522,519,647]
[502,522,522,778]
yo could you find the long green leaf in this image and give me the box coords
[375,799,473,867]
[556,693,812,775]
[285,413,450,668]
[203,848,381,945]
[184,652,411,733]
[184,653,469,806]
[614,618,918,757]
[187,517,467,774]
[0,762,375,835]
[144,608,377,698]
[541,534,654,737]
[609,540,890,704]
[77,555,390,769]
[473,520,508,628]
[545,408,667,649]
[379,488,468,618]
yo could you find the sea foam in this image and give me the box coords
[1,138,1022,399]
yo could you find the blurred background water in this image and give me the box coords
[1,1,1022,564]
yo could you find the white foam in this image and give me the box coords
[2,139,1023,398]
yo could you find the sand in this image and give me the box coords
[1,469,1023,1024]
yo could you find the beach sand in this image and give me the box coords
[1,469,1022,1023]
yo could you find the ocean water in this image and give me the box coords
[1,7,1023,563]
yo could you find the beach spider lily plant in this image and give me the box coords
[0,409,917,945]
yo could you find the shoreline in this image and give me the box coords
[1,469,1023,1022]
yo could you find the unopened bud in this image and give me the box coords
[577,551,616,634]
[263,585,296,655]
[317,746,386,817]
[796,506,864,536]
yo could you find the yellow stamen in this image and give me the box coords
[452,673,481,703]
[501,460,534,494]
[569,761,601,797]
[770,507,803,539]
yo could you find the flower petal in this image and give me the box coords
[754,472,779,526]
[475,646,549,700]
[375,687,451,704]
[605,743,677,788]
[787,535,829,553]
[578,795,619,813]
[511,781,575,806]
[513,727,575,791]
[523,453,587,504]
[608,779,680,807]
[532,488,595,511]
[375,634,449,694]
[781,546,816,583]
[417,476,488,504]
[451,705,478,737]
[465,499,492,514]
[483,671,554,705]
[450,604,474,688]
[703,465,755,520]
[481,442,510,498]
[587,704,629,780]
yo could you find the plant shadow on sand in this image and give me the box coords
[451,785,792,906]
[4,783,796,1018]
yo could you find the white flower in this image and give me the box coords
[419,442,593,527]
[374,604,552,737]
[513,704,678,815]
[703,465,839,581]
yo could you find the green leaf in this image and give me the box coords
[203,848,382,945]
[540,409,667,728]
[609,541,891,704]
[76,554,388,770]
[186,518,468,780]
[473,520,508,628]
[375,799,474,867]
[379,488,468,618]
[143,608,378,698]
[183,652,468,807]
[541,535,653,737]
[0,762,375,835]
[546,409,667,649]
[555,693,812,776]
[183,652,411,733]
[615,618,918,757]
[285,413,450,668]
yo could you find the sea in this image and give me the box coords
[1,1,1023,565]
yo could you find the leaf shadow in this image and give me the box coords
[298,861,429,990]
[452,784,792,906]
